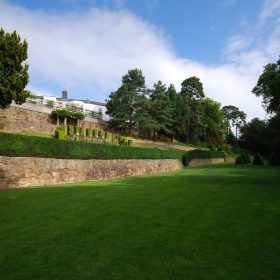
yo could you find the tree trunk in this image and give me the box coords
[64,117,67,126]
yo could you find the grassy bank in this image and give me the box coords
[0,132,182,160]
[0,165,280,279]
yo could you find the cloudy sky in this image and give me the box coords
[1,0,280,120]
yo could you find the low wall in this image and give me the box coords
[188,158,225,167]
[0,105,106,135]
[0,156,183,189]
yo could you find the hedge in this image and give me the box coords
[182,149,225,166]
[0,132,182,160]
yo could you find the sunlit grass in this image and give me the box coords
[0,165,279,280]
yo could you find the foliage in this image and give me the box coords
[0,28,30,109]
[67,125,74,136]
[0,132,181,160]
[147,81,172,138]
[51,108,85,120]
[180,76,205,143]
[239,118,267,153]
[54,127,66,140]
[182,149,225,166]
[269,154,280,166]
[222,105,246,140]
[252,153,265,165]
[236,153,251,164]
[106,69,147,135]
[252,57,280,114]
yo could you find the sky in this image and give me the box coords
[1,0,280,120]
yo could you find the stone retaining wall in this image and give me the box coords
[0,156,183,189]
[0,105,106,135]
[188,158,225,167]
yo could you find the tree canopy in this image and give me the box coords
[252,57,280,114]
[0,28,30,109]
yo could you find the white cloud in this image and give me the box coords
[0,1,278,121]
[258,0,280,23]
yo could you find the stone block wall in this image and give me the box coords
[0,156,183,189]
[188,158,225,167]
[0,105,106,135]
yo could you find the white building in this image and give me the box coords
[28,90,110,122]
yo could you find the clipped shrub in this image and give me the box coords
[86,128,93,137]
[54,129,65,140]
[105,131,111,140]
[67,125,74,136]
[236,153,251,164]
[0,132,182,160]
[80,127,86,137]
[252,153,265,165]
[98,129,104,139]
[269,154,280,166]
[111,135,116,144]
[182,149,225,166]
[93,129,98,138]
[128,139,133,147]
[74,126,81,135]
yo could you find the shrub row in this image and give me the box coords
[54,126,132,146]
[182,149,225,166]
[0,132,181,160]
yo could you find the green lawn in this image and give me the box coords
[0,165,280,280]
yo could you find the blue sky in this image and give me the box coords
[1,0,280,120]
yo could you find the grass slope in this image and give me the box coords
[0,165,280,280]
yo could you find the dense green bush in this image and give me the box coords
[86,128,93,137]
[269,154,280,166]
[54,128,66,140]
[236,153,251,164]
[74,126,81,134]
[182,149,225,166]
[0,132,181,160]
[98,130,104,139]
[252,153,265,165]
[67,125,74,136]
[80,127,86,137]
[93,129,98,138]
[105,131,110,140]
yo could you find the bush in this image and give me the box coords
[93,129,98,138]
[105,131,110,140]
[128,140,133,147]
[269,154,280,166]
[86,128,93,137]
[74,126,81,135]
[252,153,265,165]
[182,149,225,166]
[236,153,251,164]
[0,132,182,160]
[98,130,104,139]
[80,127,86,137]
[54,129,65,140]
[67,125,74,136]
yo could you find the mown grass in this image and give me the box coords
[0,165,279,279]
[0,132,181,160]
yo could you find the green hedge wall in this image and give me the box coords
[182,149,225,166]
[0,132,182,160]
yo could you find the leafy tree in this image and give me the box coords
[0,28,30,109]
[180,76,205,143]
[198,98,227,144]
[106,69,146,135]
[252,57,280,114]
[222,105,246,140]
[239,118,267,154]
[148,81,172,139]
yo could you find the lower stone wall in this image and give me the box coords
[188,158,225,167]
[0,156,183,189]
